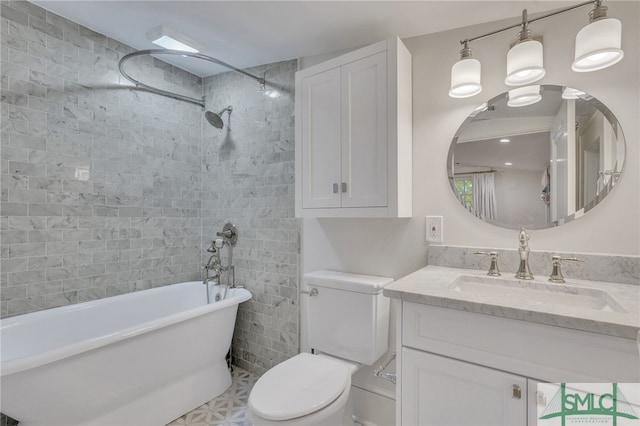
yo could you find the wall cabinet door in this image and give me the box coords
[295,36,412,218]
[300,67,342,209]
[340,51,388,208]
[300,53,388,210]
[401,348,527,426]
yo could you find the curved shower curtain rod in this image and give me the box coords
[118,49,266,109]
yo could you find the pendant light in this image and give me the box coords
[449,41,482,98]
[505,10,545,86]
[572,1,624,72]
[508,85,541,107]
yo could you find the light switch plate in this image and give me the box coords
[426,216,443,243]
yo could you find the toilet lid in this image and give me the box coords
[248,353,350,421]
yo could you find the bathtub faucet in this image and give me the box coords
[216,223,238,289]
[203,239,223,285]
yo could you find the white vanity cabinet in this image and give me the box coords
[295,37,412,218]
[402,348,528,426]
[396,301,640,426]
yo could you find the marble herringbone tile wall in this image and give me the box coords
[202,60,299,375]
[0,0,204,316]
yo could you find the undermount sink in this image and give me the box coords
[448,275,627,313]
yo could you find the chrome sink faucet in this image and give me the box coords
[515,227,534,280]
[549,255,584,283]
[474,251,501,276]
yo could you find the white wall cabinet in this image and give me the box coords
[396,302,640,426]
[295,37,412,218]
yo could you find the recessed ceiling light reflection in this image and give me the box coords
[505,162,513,166]
[500,138,511,143]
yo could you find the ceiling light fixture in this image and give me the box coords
[449,0,624,99]
[449,41,482,98]
[572,1,624,72]
[146,26,200,53]
[507,85,541,107]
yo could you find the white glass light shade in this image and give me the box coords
[508,85,541,107]
[562,87,586,100]
[449,58,482,98]
[505,39,546,86]
[572,18,623,72]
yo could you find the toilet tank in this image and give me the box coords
[305,270,393,365]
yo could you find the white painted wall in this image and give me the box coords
[406,1,638,256]
[302,1,638,275]
[299,0,639,416]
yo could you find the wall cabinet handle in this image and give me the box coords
[341,182,347,193]
[512,384,522,399]
[333,183,339,193]
[536,391,547,406]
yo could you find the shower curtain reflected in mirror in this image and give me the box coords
[473,172,497,221]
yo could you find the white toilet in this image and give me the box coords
[248,270,393,426]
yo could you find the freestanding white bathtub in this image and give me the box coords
[0,281,251,426]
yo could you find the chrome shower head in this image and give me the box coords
[204,106,233,129]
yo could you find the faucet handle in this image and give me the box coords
[549,255,584,283]
[474,251,501,276]
[206,240,217,253]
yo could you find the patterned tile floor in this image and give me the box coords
[167,367,258,426]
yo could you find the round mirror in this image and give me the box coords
[448,85,625,230]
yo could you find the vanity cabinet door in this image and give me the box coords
[401,348,527,426]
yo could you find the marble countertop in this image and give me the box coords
[383,266,640,340]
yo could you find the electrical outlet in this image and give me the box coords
[426,216,443,243]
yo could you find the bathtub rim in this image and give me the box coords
[0,282,251,376]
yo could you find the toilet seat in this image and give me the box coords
[248,353,351,421]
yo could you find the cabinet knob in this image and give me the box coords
[333,183,339,193]
[512,384,522,399]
